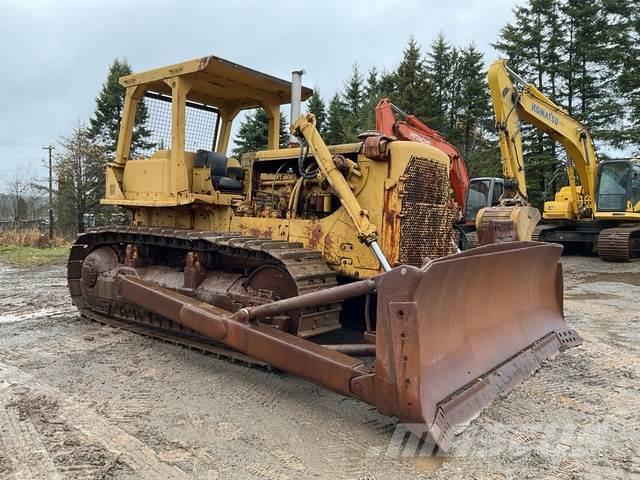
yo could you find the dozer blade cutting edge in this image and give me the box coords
[111,241,581,453]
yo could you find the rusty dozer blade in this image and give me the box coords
[114,241,580,453]
[373,241,581,451]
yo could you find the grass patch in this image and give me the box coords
[0,245,69,268]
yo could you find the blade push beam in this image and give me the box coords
[115,242,581,453]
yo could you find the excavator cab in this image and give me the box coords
[596,160,640,213]
[464,177,504,222]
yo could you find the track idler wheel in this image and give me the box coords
[245,265,299,333]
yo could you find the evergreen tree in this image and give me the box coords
[456,44,492,159]
[560,0,610,127]
[231,108,289,157]
[600,0,635,147]
[89,59,152,156]
[306,90,327,135]
[340,64,368,141]
[448,48,463,136]
[427,33,455,133]
[613,0,640,147]
[361,67,382,132]
[492,8,531,74]
[55,125,107,234]
[377,70,396,99]
[325,93,348,144]
[343,64,365,114]
[364,67,380,100]
[393,37,433,122]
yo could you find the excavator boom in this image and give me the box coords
[487,58,598,218]
[375,98,469,210]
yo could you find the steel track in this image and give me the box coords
[597,224,640,261]
[68,226,343,367]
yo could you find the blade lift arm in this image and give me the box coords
[291,114,391,271]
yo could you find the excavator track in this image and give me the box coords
[597,225,640,261]
[532,224,561,242]
[67,226,341,365]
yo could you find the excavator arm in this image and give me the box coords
[375,98,469,211]
[488,59,598,218]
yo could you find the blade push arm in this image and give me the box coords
[488,59,598,216]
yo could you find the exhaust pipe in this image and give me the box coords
[289,69,304,146]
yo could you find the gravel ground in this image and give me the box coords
[0,255,638,479]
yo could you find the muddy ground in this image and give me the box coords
[0,255,638,479]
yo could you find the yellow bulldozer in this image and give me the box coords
[67,55,581,453]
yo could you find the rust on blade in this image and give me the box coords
[374,241,581,452]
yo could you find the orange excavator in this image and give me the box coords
[375,98,469,212]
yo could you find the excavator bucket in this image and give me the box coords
[373,241,581,452]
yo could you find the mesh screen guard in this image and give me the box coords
[137,92,220,157]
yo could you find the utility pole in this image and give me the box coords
[42,145,54,240]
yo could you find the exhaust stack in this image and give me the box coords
[289,69,304,145]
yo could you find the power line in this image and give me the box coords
[43,145,55,239]
[0,142,48,146]
[0,157,44,162]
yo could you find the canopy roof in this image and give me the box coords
[120,55,312,110]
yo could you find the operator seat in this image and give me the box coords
[196,150,244,193]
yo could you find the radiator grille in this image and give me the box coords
[399,156,456,266]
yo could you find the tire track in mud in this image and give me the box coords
[444,345,640,478]
[0,389,61,480]
[0,320,121,373]
[140,348,415,479]
[145,338,425,478]
[90,341,157,430]
[191,361,417,479]
[0,361,189,479]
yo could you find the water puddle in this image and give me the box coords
[580,272,640,286]
[0,308,72,324]
[564,292,618,301]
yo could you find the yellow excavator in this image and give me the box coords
[485,58,640,260]
[67,55,581,453]
[474,62,541,244]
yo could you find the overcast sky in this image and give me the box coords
[0,0,523,189]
